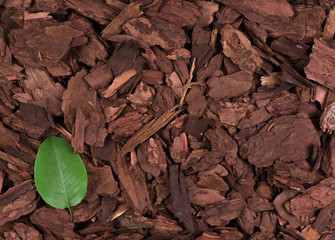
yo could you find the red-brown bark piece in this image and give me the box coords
[85,163,119,203]
[112,152,151,213]
[117,213,155,229]
[166,71,183,98]
[273,189,301,228]
[188,186,226,206]
[286,178,335,218]
[199,199,246,226]
[221,25,262,74]
[137,137,167,178]
[299,225,320,240]
[169,165,194,233]
[265,91,300,116]
[12,222,43,240]
[206,128,238,167]
[184,117,209,140]
[152,215,183,232]
[259,5,325,42]
[240,113,320,168]
[141,69,163,85]
[102,101,127,123]
[247,197,274,213]
[93,137,116,162]
[84,63,113,89]
[217,7,241,26]
[127,81,155,107]
[217,0,294,23]
[251,212,277,239]
[107,41,142,77]
[74,28,108,67]
[197,172,229,192]
[322,134,335,177]
[9,19,87,68]
[207,71,253,99]
[64,0,116,25]
[84,105,108,148]
[196,1,219,27]
[19,102,50,129]
[152,46,174,74]
[30,207,77,239]
[107,108,152,137]
[237,108,272,129]
[218,102,257,126]
[274,163,319,184]
[185,86,207,117]
[123,17,188,50]
[313,201,335,233]
[102,69,137,98]
[151,85,176,118]
[24,67,65,116]
[3,111,46,139]
[271,37,309,61]
[203,230,244,240]
[305,39,335,91]
[35,0,66,13]
[0,180,37,225]
[182,150,224,175]
[61,69,107,152]
[0,122,36,166]
[238,206,256,235]
[72,197,101,222]
[46,61,72,77]
[170,133,189,164]
[146,0,201,27]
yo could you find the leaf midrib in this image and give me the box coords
[52,141,70,209]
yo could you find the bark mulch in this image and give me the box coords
[0,0,335,239]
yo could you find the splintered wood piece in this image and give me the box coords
[179,57,196,106]
[323,8,335,42]
[119,105,181,156]
[102,2,143,39]
[110,202,131,221]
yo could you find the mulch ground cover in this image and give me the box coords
[1,0,335,239]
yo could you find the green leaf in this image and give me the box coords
[34,136,87,213]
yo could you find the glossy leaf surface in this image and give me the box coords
[34,136,87,211]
